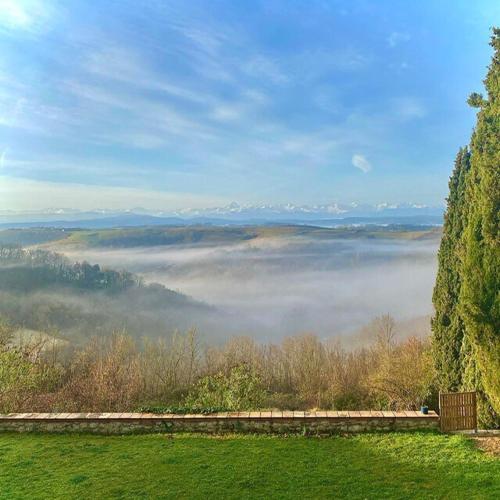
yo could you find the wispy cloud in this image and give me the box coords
[392,97,427,120]
[64,80,214,144]
[387,31,411,48]
[242,55,290,85]
[0,149,6,168]
[352,154,372,173]
[83,46,210,105]
[0,0,480,208]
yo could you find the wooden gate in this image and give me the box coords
[439,391,477,432]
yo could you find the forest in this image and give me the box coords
[431,28,499,427]
[0,245,226,342]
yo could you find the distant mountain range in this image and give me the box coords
[0,202,444,229]
[169,201,443,220]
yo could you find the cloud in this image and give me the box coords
[0,149,6,168]
[83,46,209,105]
[313,86,342,113]
[392,97,427,120]
[0,175,228,211]
[167,20,236,82]
[211,104,243,122]
[0,2,444,207]
[304,48,370,74]
[175,25,225,57]
[64,43,272,143]
[387,32,411,48]
[352,154,372,173]
[0,0,32,28]
[64,80,213,145]
[0,0,53,33]
[242,56,289,85]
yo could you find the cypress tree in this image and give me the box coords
[459,28,500,426]
[431,147,470,391]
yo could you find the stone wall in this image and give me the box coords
[0,411,439,435]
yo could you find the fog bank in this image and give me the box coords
[51,233,439,341]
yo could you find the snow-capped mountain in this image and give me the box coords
[0,202,444,229]
[168,201,443,220]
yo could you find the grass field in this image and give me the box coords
[0,432,498,499]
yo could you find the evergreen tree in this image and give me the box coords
[431,147,470,391]
[459,28,500,426]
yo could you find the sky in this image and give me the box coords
[0,0,498,212]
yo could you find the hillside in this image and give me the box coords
[0,225,442,250]
[0,246,221,344]
[0,225,442,342]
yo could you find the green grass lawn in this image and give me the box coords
[0,432,498,499]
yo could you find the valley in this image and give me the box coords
[0,224,441,342]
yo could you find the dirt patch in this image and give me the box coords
[473,436,500,457]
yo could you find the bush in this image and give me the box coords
[0,350,61,413]
[185,365,266,411]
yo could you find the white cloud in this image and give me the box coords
[387,32,411,48]
[71,44,271,139]
[0,0,31,27]
[63,80,215,146]
[352,154,372,173]
[83,46,210,105]
[211,105,243,122]
[176,25,225,57]
[0,0,53,32]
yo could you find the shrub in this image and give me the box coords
[185,365,266,411]
[0,350,61,413]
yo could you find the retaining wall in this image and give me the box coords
[0,411,439,434]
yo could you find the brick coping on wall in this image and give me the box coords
[0,411,439,434]
[0,410,438,421]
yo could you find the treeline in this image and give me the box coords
[0,245,218,343]
[0,315,435,413]
[0,245,139,293]
[432,29,499,427]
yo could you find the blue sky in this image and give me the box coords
[0,0,498,211]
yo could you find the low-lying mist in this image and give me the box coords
[51,233,439,341]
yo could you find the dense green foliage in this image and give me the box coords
[0,433,497,499]
[137,365,267,416]
[460,29,500,426]
[432,29,499,426]
[185,365,266,411]
[432,148,470,391]
[0,246,138,293]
